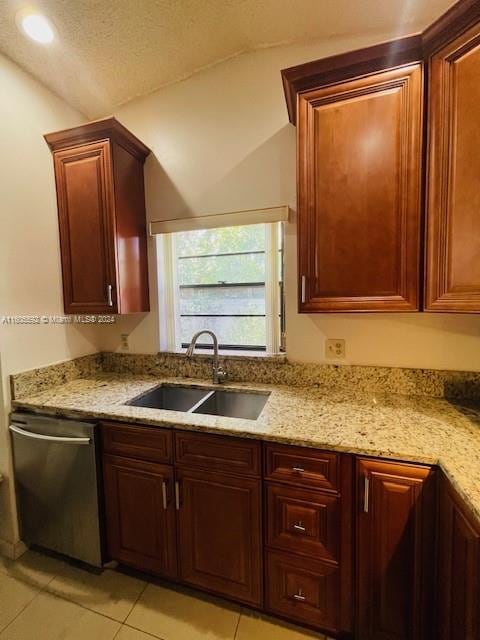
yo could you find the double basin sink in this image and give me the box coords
[126,384,270,421]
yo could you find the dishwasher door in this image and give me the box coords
[9,412,103,567]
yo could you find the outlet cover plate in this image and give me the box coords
[325,338,346,359]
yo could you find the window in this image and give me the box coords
[157,223,284,354]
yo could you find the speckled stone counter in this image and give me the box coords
[11,372,480,524]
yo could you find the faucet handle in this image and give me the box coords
[214,365,228,384]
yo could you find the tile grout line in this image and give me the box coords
[39,580,144,626]
[232,608,242,640]
[121,622,168,639]
[0,587,43,637]
[122,579,149,625]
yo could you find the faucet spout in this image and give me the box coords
[185,330,227,384]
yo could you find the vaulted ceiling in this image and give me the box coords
[0,0,455,118]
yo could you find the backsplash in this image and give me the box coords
[10,351,480,401]
[10,353,103,400]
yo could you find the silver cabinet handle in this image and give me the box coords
[107,284,113,307]
[162,481,168,510]
[301,275,306,304]
[364,475,370,513]
[9,425,90,445]
[293,589,306,602]
[175,481,180,510]
[293,522,306,533]
[292,466,305,473]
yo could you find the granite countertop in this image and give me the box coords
[12,372,480,522]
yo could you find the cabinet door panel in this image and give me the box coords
[266,550,339,633]
[266,483,339,561]
[102,422,173,463]
[437,477,480,640]
[357,458,436,640]
[103,454,177,578]
[176,468,262,606]
[298,64,422,311]
[264,444,339,491]
[425,23,480,311]
[175,431,261,477]
[53,141,117,313]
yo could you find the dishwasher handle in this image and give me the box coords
[9,424,91,445]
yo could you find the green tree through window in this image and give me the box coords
[174,224,282,350]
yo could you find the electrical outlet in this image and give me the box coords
[325,338,346,359]
[120,334,129,351]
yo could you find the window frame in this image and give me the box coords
[156,222,284,355]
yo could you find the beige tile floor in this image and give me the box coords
[0,550,329,639]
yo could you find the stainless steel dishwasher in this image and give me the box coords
[9,412,103,567]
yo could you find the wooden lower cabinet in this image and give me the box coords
[437,476,480,640]
[264,446,353,636]
[176,467,263,606]
[103,454,177,578]
[356,458,436,640]
[103,425,478,638]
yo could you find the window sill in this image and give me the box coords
[162,349,286,362]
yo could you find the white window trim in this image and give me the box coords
[156,222,283,356]
[156,233,180,352]
[265,223,281,354]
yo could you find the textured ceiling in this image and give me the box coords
[0,0,455,118]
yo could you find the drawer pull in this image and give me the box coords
[364,475,370,513]
[293,589,306,602]
[292,466,305,473]
[162,481,168,510]
[175,481,181,510]
[107,284,113,307]
[293,522,306,533]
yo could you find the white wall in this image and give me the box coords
[98,33,480,372]
[0,53,99,549]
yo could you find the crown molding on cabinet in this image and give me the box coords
[282,0,479,124]
[281,35,423,125]
[423,0,480,55]
[44,116,151,162]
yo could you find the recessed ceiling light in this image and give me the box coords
[18,13,54,44]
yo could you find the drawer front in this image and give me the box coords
[266,550,339,633]
[101,422,172,463]
[175,431,261,477]
[265,444,339,491]
[266,483,339,561]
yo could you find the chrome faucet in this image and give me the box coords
[185,330,227,384]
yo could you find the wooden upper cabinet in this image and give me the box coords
[283,40,424,312]
[425,20,480,311]
[44,118,150,314]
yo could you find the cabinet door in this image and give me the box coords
[425,23,480,311]
[437,477,480,640]
[53,141,117,313]
[297,64,423,312]
[103,454,177,578]
[357,458,436,640]
[176,468,262,606]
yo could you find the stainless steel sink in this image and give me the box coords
[126,385,208,412]
[193,390,270,420]
[126,384,270,420]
